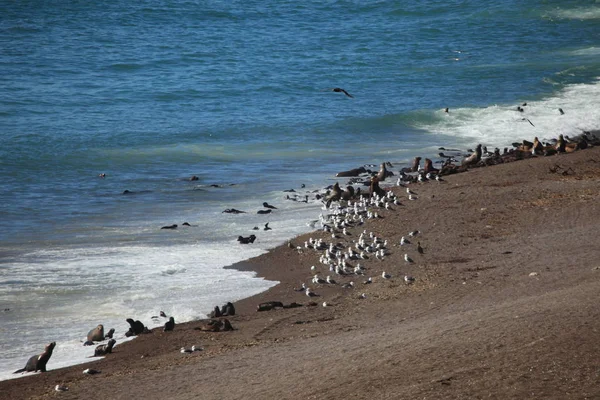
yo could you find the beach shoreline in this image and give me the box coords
[4,142,600,400]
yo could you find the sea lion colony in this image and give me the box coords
[12,131,598,386]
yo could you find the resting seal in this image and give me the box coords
[87,324,104,342]
[335,166,367,177]
[93,339,116,357]
[461,144,482,167]
[14,342,56,373]
[163,316,175,332]
[220,302,236,316]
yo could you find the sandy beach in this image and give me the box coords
[4,144,600,400]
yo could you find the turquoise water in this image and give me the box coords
[1,0,599,378]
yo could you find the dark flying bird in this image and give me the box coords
[328,88,354,98]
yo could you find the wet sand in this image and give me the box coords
[4,146,600,400]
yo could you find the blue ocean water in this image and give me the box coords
[1,0,599,379]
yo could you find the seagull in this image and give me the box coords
[417,242,424,255]
[406,187,416,195]
[83,368,100,375]
[404,253,414,263]
[359,293,367,299]
[382,271,391,279]
[408,194,417,201]
[313,274,326,284]
[400,236,410,245]
[294,282,307,292]
[341,282,354,289]
[306,287,319,297]
[404,275,415,284]
[326,275,337,285]
[328,87,354,98]
[408,230,420,237]
[180,347,193,354]
[191,345,202,352]
[435,175,444,182]
[55,385,69,392]
[363,277,372,284]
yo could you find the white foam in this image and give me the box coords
[414,79,600,148]
[546,6,600,21]
[0,191,325,381]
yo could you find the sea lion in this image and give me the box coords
[220,302,235,316]
[262,202,277,209]
[376,163,388,182]
[222,208,246,214]
[335,166,367,177]
[221,319,234,331]
[163,317,175,332]
[257,209,272,214]
[556,134,566,153]
[104,328,115,339]
[93,339,116,357]
[125,318,147,336]
[14,342,56,373]
[532,137,544,155]
[423,158,439,174]
[340,185,355,201]
[87,324,104,342]
[369,176,386,198]
[411,157,422,172]
[257,301,284,312]
[461,144,482,167]
[237,235,256,244]
[210,306,222,318]
[161,224,178,230]
[325,182,343,208]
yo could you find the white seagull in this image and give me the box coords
[404,253,414,263]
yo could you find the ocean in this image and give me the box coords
[1,0,599,380]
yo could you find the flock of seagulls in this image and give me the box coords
[292,171,435,304]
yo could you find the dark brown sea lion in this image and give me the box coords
[125,318,147,336]
[411,157,422,172]
[424,158,439,174]
[369,176,386,198]
[104,328,115,339]
[14,342,56,373]
[340,185,355,201]
[461,144,482,167]
[257,209,272,215]
[93,339,116,357]
[220,302,236,316]
[257,301,285,311]
[210,306,222,318]
[221,318,234,331]
[325,182,343,208]
[163,317,175,332]
[328,87,353,98]
[237,235,256,244]
[161,224,178,230]
[335,166,367,177]
[87,324,104,342]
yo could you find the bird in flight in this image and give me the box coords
[327,87,354,98]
